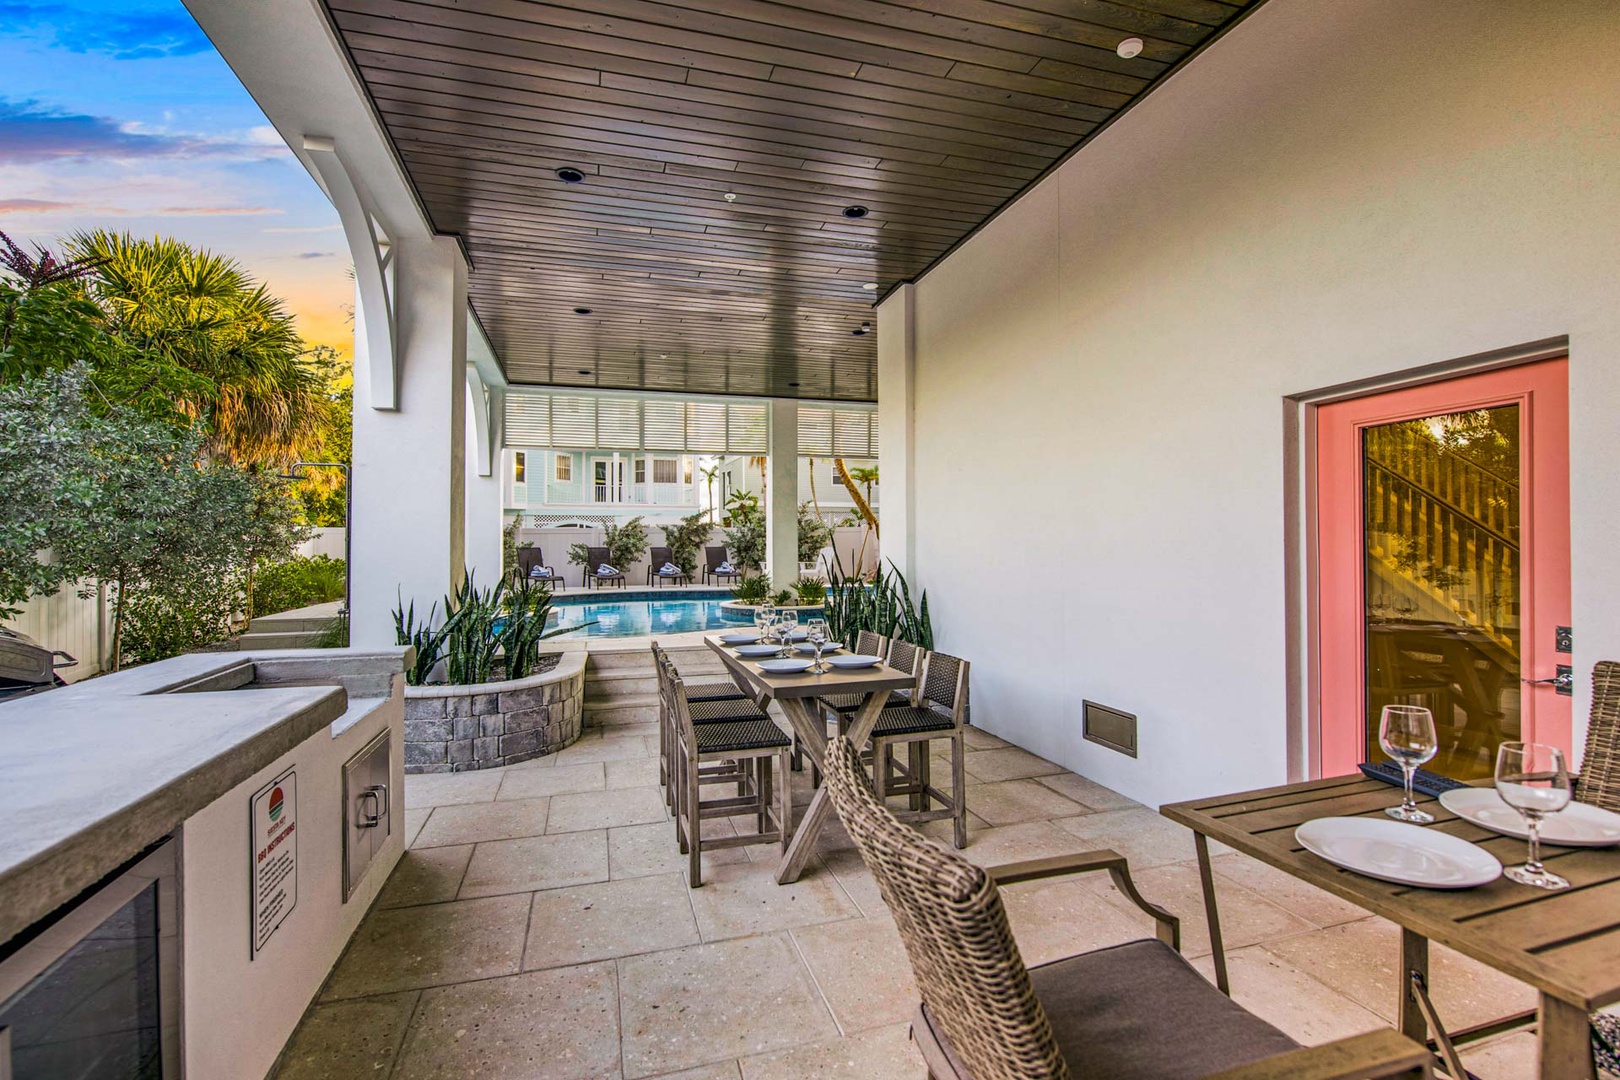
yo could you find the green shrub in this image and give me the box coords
[723,499,765,571]
[662,511,713,577]
[823,554,932,649]
[567,516,650,573]
[731,572,772,605]
[791,577,827,605]
[251,555,345,617]
[797,503,833,563]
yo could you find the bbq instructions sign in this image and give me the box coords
[250,767,298,956]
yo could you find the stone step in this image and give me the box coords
[236,630,327,650]
[585,697,659,728]
[585,646,725,674]
[585,671,658,701]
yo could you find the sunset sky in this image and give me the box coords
[0,0,353,358]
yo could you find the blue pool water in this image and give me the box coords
[548,594,752,638]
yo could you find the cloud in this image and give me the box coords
[0,98,287,164]
[157,205,283,216]
[0,3,213,60]
[263,224,344,235]
[294,251,336,259]
[0,198,74,214]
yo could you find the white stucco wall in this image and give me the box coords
[901,0,1620,808]
[180,693,403,1079]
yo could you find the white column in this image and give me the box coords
[765,399,799,586]
[876,284,916,579]
[351,234,467,646]
[464,377,505,586]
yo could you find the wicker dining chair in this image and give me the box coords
[820,736,1433,1080]
[1576,660,1619,812]
[650,642,759,804]
[669,666,792,886]
[816,632,913,729]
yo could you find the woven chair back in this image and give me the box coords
[1579,661,1620,812]
[855,630,886,658]
[822,736,1068,1080]
[921,652,968,713]
[705,546,729,570]
[888,637,922,677]
[587,546,611,566]
[516,548,547,575]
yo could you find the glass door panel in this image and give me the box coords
[1362,405,1520,779]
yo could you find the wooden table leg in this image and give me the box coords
[1194,832,1230,996]
[1399,928,1429,1047]
[775,692,886,885]
[1539,994,1597,1080]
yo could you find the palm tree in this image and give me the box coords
[699,462,721,522]
[67,230,333,466]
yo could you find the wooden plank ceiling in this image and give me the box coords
[325,0,1258,401]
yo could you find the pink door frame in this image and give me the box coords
[1312,358,1570,779]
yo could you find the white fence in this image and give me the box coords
[514,523,880,589]
[296,527,346,561]
[4,582,112,682]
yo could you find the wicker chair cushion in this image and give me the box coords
[689,698,768,723]
[820,690,911,713]
[1029,940,1297,1080]
[686,683,749,703]
[694,718,790,753]
[872,705,956,737]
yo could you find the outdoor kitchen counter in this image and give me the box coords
[0,647,410,948]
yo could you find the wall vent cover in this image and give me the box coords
[1083,700,1138,758]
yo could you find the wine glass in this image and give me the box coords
[1380,705,1438,823]
[805,617,829,673]
[778,610,799,657]
[754,604,774,642]
[1495,742,1572,890]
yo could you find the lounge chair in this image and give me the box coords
[584,546,626,589]
[703,546,741,586]
[515,548,558,587]
[647,546,691,587]
[820,735,1433,1080]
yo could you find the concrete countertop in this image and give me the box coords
[0,647,408,948]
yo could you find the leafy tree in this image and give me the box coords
[662,511,714,577]
[797,501,833,564]
[724,498,766,572]
[290,345,351,526]
[66,230,334,465]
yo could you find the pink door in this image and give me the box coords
[1314,359,1570,779]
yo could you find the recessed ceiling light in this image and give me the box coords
[723,191,738,202]
[556,166,585,183]
[658,353,669,360]
[573,307,592,315]
[1116,37,1144,58]
[860,282,878,291]
[851,322,871,336]
[577,369,592,375]
[842,205,869,219]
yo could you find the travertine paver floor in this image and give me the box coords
[275,716,1544,1079]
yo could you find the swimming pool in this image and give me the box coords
[547,594,752,638]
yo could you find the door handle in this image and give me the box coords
[1522,666,1574,695]
[355,784,389,828]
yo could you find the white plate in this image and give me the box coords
[757,658,814,674]
[1295,817,1501,889]
[795,641,842,653]
[734,644,782,657]
[719,631,761,645]
[1439,788,1620,847]
[825,653,883,669]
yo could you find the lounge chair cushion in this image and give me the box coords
[1031,939,1298,1080]
[694,718,790,753]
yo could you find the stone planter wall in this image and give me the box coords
[403,651,586,773]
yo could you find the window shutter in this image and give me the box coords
[686,403,728,452]
[797,408,833,456]
[550,396,597,447]
[597,398,640,447]
[867,411,879,455]
[643,400,685,450]
[728,403,768,453]
[505,394,550,446]
[833,409,870,456]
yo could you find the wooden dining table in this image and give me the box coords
[704,634,917,884]
[1162,773,1620,1079]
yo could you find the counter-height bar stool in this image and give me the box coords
[668,666,791,886]
[650,641,756,803]
[868,650,971,849]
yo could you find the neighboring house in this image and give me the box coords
[715,455,878,525]
[502,392,877,526]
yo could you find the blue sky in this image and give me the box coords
[0,0,351,355]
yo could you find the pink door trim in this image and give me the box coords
[1312,358,1570,779]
